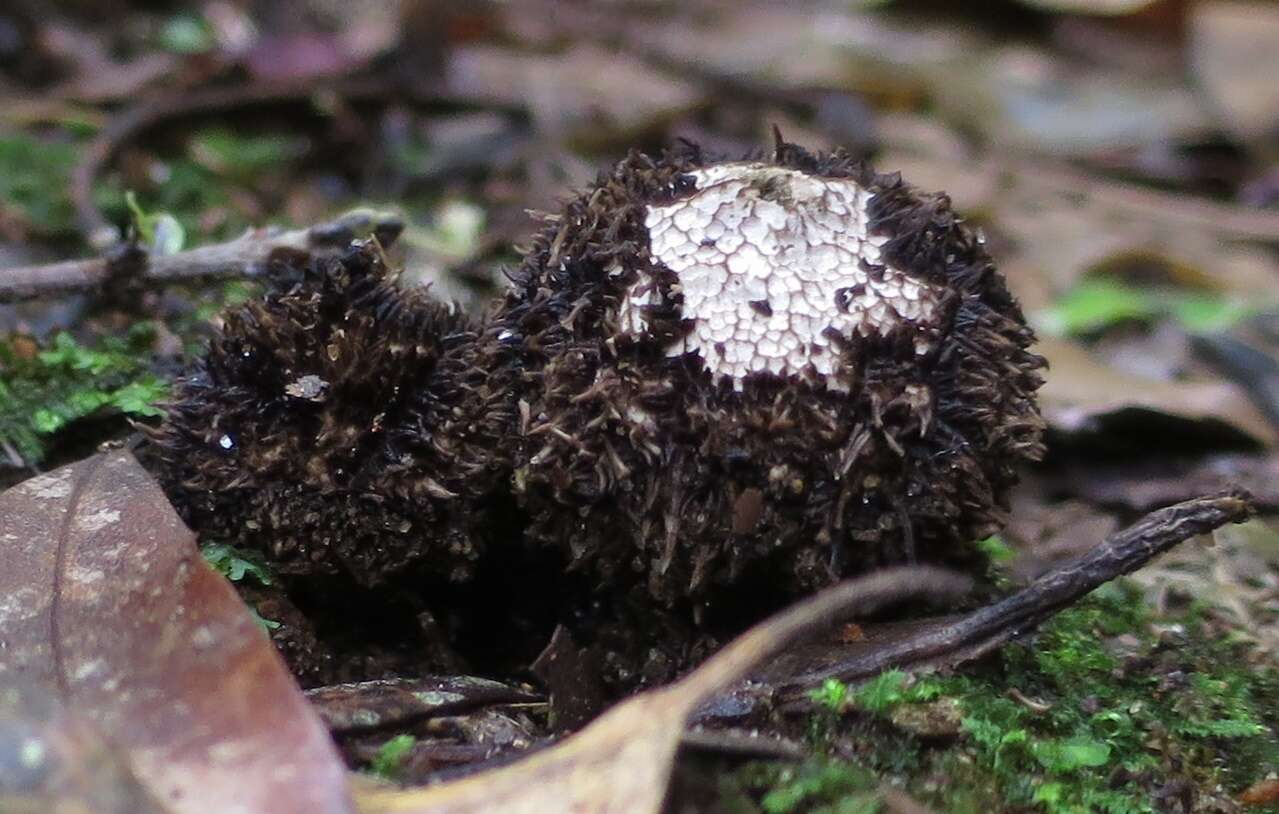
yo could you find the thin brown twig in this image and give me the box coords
[0,209,405,303]
[304,676,542,736]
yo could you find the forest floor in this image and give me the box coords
[2,1,1279,812]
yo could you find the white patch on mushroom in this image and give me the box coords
[630,162,940,389]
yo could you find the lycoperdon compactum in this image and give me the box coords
[500,140,1046,686]
[153,139,1046,694]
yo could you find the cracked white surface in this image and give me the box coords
[625,162,940,388]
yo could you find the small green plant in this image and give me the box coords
[975,534,1015,564]
[0,325,168,465]
[370,734,417,780]
[811,679,849,712]
[200,542,275,586]
[200,542,281,633]
[1034,276,1256,336]
[733,760,882,814]
[248,608,282,633]
[850,671,943,714]
[125,191,186,255]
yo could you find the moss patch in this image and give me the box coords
[0,324,168,466]
[725,582,1279,813]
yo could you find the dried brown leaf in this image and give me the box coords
[1037,337,1276,446]
[0,681,168,814]
[446,44,701,144]
[0,450,354,814]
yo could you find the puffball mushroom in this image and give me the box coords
[499,140,1046,612]
[150,244,512,587]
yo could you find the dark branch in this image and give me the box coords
[0,209,404,304]
[777,489,1255,696]
[687,489,1254,726]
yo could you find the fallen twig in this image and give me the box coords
[775,489,1254,697]
[305,676,542,736]
[686,490,1253,727]
[0,209,404,303]
[69,78,527,250]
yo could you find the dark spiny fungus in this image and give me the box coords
[498,141,1046,628]
[150,243,512,587]
[148,139,1045,699]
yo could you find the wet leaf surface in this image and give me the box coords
[0,680,168,814]
[0,450,354,814]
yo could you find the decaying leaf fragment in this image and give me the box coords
[0,450,354,814]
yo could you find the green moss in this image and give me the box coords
[370,734,417,780]
[725,761,882,814]
[0,325,168,465]
[747,582,1279,813]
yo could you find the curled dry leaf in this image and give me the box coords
[353,568,973,814]
[0,450,353,814]
[1037,338,1276,446]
